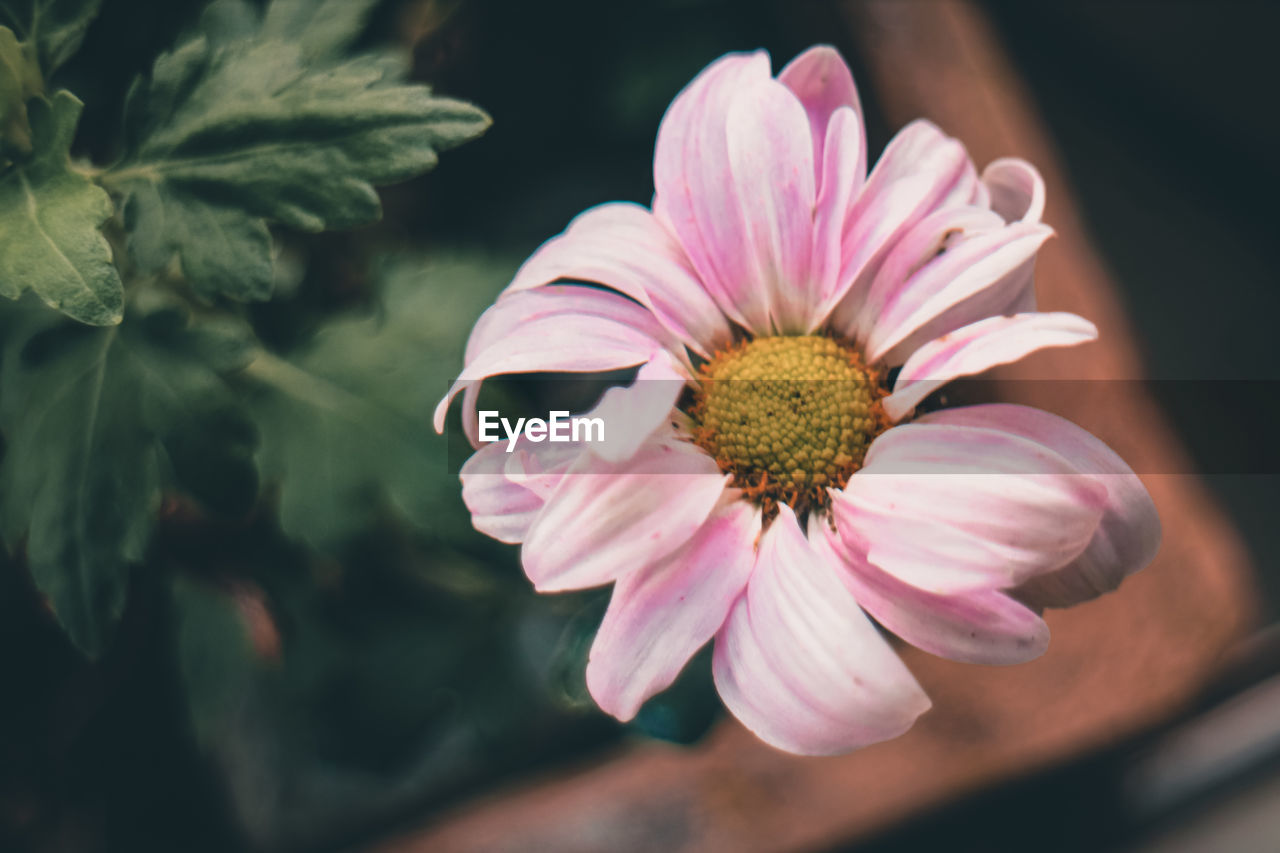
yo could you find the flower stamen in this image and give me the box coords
[687,335,888,515]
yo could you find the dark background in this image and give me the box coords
[2,1,1277,851]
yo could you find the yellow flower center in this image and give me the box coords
[689,335,887,514]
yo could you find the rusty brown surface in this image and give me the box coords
[370,2,1259,851]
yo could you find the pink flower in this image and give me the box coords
[435,47,1160,755]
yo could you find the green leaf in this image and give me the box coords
[0,90,122,325]
[123,178,273,302]
[0,0,102,76]
[107,0,491,304]
[0,294,256,656]
[0,26,41,158]
[241,252,511,551]
[260,0,378,60]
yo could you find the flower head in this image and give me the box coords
[435,47,1161,755]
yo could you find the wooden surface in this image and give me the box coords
[371,3,1259,851]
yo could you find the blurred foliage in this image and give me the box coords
[163,517,619,850]
[0,24,41,158]
[241,255,497,552]
[0,0,490,656]
[107,0,488,302]
[0,0,567,848]
[0,0,807,849]
[0,289,254,655]
[0,0,102,78]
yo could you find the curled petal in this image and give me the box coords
[811,516,1048,665]
[712,505,930,755]
[460,442,548,544]
[864,158,1050,359]
[835,422,1108,594]
[587,499,760,721]
[883,312,1098,421]
[462,284,673,365]
[433,286,683,442]
[916,405,1161,608]
[505,202,731,357]
[983,157,1046,224]
[851,205,1004,344]
[862,221,1055,364]
[460,437,583,543]
[522,437,729,592]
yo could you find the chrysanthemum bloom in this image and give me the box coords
[435,47,1160,755]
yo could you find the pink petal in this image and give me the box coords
[586,499,760,721]
[810,515,1048,665]
[859,120,978,196]
[522,437,729,592]
[580,350,689,463]
[653,51,774,332]
[916,405,1161,608]
[461,431,587,544]
[433,285,683,441]
[849,205,1004,344]
[992,254,1039,317]
[809,108,864,329]
[504,202,731,358]
[896,158,1044,341]
[883,312,1098,421]
[723,78,817,333]
[455,285,686,379]
[459,441,549,544]
[874,252,1043,366]
[456,382,484,446]
[983,157,1046,224]
[864,171,1053,364]
[834,422,1108,594]
[777,45,866,183]
[711,505,931,756]
[456,314,658,382]
[970,177,991,210]
[503,439,582,500]
[822,121,981,332]
[861,221,1055,364]
[466,280,687,368]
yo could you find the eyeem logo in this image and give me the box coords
[478,410,605,452]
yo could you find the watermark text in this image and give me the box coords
[477,410,605,452]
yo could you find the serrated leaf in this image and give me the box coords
[260,0,378,60]
[241,253,511,551]
[106,0,490,304]
[123,179,274,302]
[0,294,256,656]
[0,0,102,75]
[0,90,121,324]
